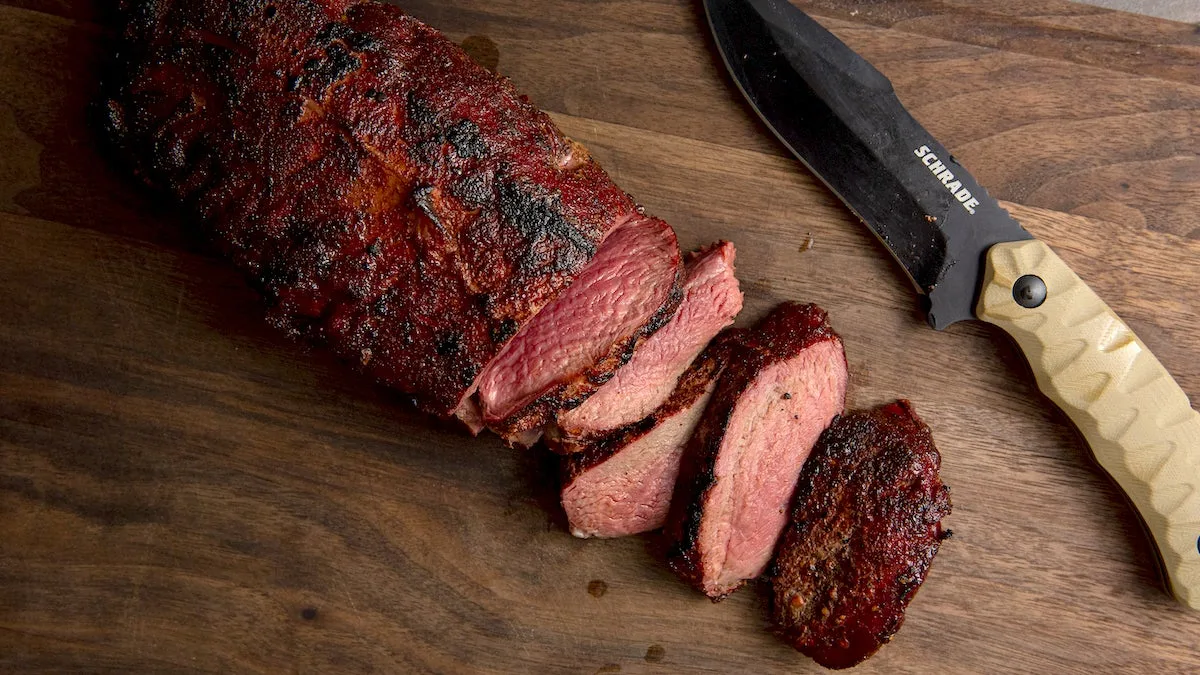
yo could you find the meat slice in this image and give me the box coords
[557,332,739,538]
[770,401,951,670]
[554,241,742,446]
[101,0,637,415]
[476,216,683,439]
[665,303,847,600]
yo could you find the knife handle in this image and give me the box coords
[977,239,1200,610]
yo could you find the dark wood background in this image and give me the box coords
[2,0,1198,672]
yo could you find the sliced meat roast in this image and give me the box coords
[770,401,951,670]
[557,331,741,539]
[665,303,848,600]
[101,0,641,415]
[553,241,743,449]
[475,216,683,441]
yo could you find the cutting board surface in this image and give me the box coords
[2,1,1199,672]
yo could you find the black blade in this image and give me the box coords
[704,0,1031,329]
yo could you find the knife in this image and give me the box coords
[702,0,1200,609]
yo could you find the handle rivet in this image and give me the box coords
[1013,275,1048,309]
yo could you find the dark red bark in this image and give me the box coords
[101,0,635,414]
[770,401,952,669]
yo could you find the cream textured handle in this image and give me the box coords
[978,239,1200,610]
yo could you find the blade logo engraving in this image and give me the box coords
[915,145,981,214]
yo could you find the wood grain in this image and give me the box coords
[1,0,1198,672]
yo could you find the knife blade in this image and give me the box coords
[703,0,1200,609]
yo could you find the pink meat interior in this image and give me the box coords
[557,241,741,436]
[700,339,847,596]
[476,217,679,422]
[562,380,718,539]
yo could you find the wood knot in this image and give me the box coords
[644,644,666,663]
[587,579,608,598]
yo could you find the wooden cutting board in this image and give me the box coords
[1,1,1198,672]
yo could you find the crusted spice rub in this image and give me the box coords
[101,0,636,414]
[770,401,952,669]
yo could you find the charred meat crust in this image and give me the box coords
[663,303,846,600]
[99,0,636,415]
[556,330,741,477]
[488,261,687,440]
[769,401,952,670]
